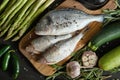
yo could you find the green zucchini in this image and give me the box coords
[98,46,120,71]
[88,22,120,51]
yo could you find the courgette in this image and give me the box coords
[88,22,120,51]
[98,46,120,71]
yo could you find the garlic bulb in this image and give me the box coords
[66,61,80,78]
[82,51,98,68]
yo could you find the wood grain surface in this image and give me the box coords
[19,0,116,76]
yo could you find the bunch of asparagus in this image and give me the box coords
[0,0,54,41]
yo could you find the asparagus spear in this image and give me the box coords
[6,0,36,34]
[12,0,55,41]
[0,10,19,37]
[0,0,9,14]
[0,25,11,37]
[5,0,46,40]
[4,11,30,40]
[0,0,22,27]
[12,25,28,41]
[7,0,46,37]
[0,0,16,27]
[17,0,46,29]
[32,0,55,20]
[0,0,27,32]
[4,4,34,40]
[6,0,55,41]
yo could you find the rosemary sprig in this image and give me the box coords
[50,64,64,71]
[46,72,65,80]
[102,0,120,26]
[80,68,103,80]
[110,67,120,73]
[116,0,120,8]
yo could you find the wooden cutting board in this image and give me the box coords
[19,0,117,76]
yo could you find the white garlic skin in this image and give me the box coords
[82,51,98,68]
[66,61,80,78]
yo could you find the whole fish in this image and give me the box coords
[26,34,72,54]
[35,8,104,35]
[37,30,85,64]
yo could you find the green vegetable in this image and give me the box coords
[1,50,12,71]
[99,46,120,71]
[0,0,16,28]
[0,44,20,79]
[0,0,54,41]
[0,0,23,27]
[7,0,36,37]
[11,53,20,79]
[12,0,55,41]
[5,0,46,40]
[0,0,27,37]
[0,0,9,14]
[0,45,11,57]
[4,4,34,40]
[88,22,120,51]
[0,12,19,37]
[4,9,32,40]
[0,24,11,37]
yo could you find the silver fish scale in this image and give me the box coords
[35,8,104,35]
[47,9,94,24]
[43,31,84,64]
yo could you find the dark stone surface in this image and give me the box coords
[0,0,120,80]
